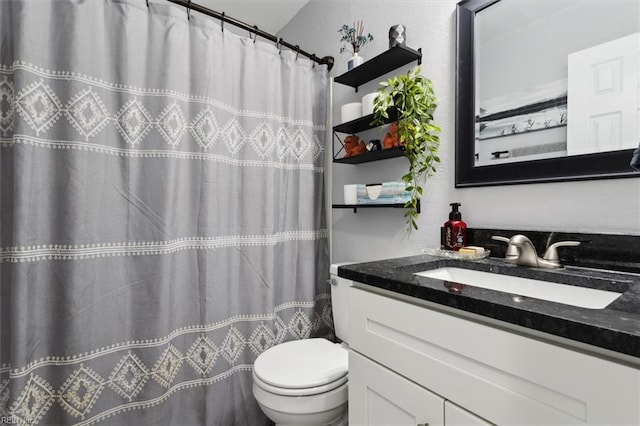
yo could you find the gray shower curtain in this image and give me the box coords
[0,1,331,425]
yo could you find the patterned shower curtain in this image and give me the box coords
[0,1,331,424]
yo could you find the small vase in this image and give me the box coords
[347,53,364,71]
[389,25,406,48]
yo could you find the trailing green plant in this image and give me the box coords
[372,66,441,231]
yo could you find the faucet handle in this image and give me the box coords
[542,241,581,262]
[491,235,520,262]
[491,235,510,244]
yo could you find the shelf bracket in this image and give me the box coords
[333,131,346,160]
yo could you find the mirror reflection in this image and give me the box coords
[474,0,639,167]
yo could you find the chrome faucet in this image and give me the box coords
[492,234,580,269]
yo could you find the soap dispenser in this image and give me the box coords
[444,202,467,251]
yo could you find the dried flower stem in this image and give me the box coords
[338,21,374,55]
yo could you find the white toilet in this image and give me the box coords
[252,263,353,425]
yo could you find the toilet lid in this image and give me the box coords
[253,338,348,389]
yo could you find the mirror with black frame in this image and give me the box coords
[456,0,640,187]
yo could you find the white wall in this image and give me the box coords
[278,0,640,264]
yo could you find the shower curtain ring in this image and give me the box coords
[253,25,259,43]
[220,12,225,32]
[311,54,317,67]
[187,0,192,21]
[295,45,300,60]
[276,38,283,54]
[146,0,149,8]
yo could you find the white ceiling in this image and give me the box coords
[199,0,311,34]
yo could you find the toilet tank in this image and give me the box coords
[329,263,354,344]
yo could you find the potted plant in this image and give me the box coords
[372,66,441,231]
[338,21,374,70]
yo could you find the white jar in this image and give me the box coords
[361,92,378,116]
[340,103,362,124]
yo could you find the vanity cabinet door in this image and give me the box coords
[445,401,493,426]
[349,351,445,426]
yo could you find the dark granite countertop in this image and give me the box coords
[338,255,640,361]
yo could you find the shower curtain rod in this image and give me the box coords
[166,0,335,71]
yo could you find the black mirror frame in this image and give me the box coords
[455,0,640,187]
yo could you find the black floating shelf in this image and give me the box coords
[333,108,399,134]
[334,45,422,91]
[332,200,419,214]
[333,147,405,164]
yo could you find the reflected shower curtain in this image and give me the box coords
[0,1,331,424]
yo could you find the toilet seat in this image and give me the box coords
[253,370,348,396]
[253,338,348,396]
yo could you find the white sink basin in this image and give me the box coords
[415,267,622,309]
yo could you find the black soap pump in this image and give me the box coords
[444,202,467,251]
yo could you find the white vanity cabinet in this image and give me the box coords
[445,402,492,426]
[348,285,640,426]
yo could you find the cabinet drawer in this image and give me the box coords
[349,286,640,425]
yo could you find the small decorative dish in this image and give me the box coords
[421,247,491,260]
